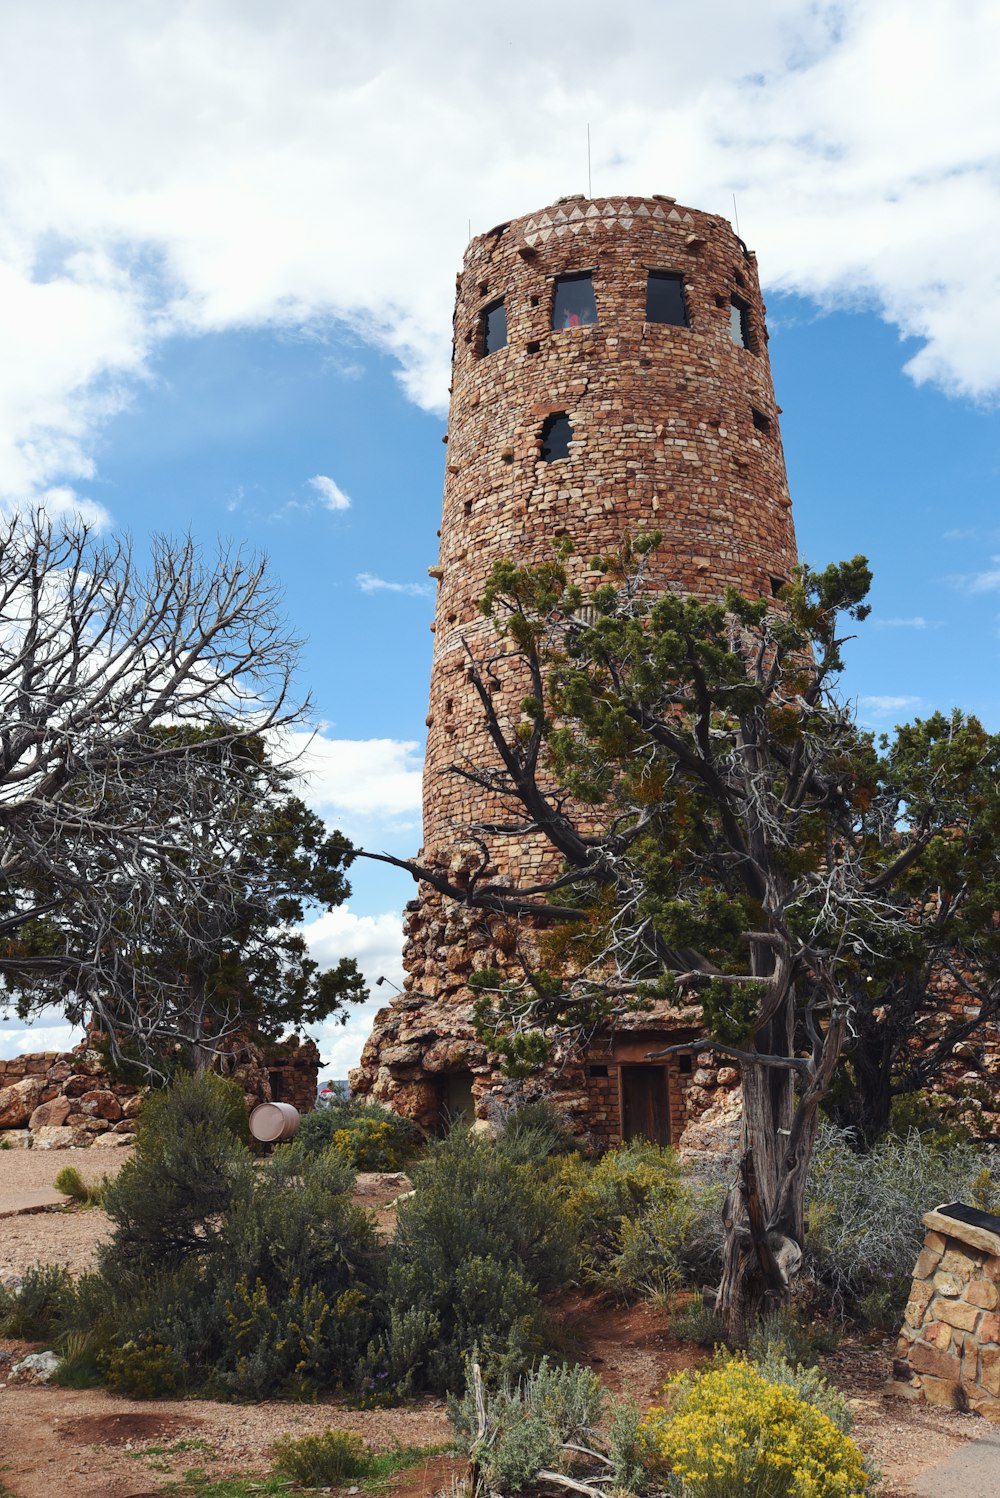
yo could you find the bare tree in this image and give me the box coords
[365,536,1000,1338]
[0,512,327,1065]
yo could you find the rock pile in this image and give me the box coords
[0,1048,141,1149]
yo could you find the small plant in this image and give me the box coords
[450,1358,606,1495]
[54,1165,105,1207]
[748,1349,853,1433]
[298,1094,418,1169]
[745,1306,838,1369]
[103,1339,184,1398]
[271,1427,371,1485]
[0,1263,76,1340]
[495,1099,580,1165]
[670,1293,726,1349]
[642,1359,872,1498]
[52,1330,106,1389]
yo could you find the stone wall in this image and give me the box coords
[0,1049,142,1149]
[353,192,799,1138]
[894,1207,1000,1416]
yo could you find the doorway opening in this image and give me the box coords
[620,1065,670,1144]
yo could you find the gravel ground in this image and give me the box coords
[0,1147,130,1280]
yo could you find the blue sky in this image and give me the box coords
[1,0,999,1075]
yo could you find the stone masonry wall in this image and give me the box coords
[353,193,800,1136]
[894,1207,1000,1417]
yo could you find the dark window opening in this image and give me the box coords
[481,298,507,355]
[715,294,726,308]
[463,499,473,515]
[441,1070,475,1128]
[734,269,746,288]
[730,296,751,349]
[268,1070,284,1100]
[678,1054,693,1074]
[770,575,787,599]
[646,271,689,326]
[530,295,540,307]
[553,272,597,330]
[589,1063,610,1078]
[540,412,573,462]
[751,407,771,433]
[526,339,540,354]
[478,280,489,295]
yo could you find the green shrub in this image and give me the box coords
[450,1358,605,1495]
[606,1395,655,1495]
[642,1359,872,1497]
[494,1099,580,1166]
[51,1330,105,1389]
[748,1349,852,1433]
[297,1094,418,1169]
[375,1128,575,1393]
[745,1307,838,1370]
[671,1293,726,1349]
[103,1339,184,1398]
[99,1071,253,1276]
[271,1427,370,1484]
[805,1123,998,1319]
[556,1141,696,1301]
[53,1165,105,1207]
[0,1264,76,1340]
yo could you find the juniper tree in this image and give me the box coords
[367,534,1000,1337]
[0,513,363,1066]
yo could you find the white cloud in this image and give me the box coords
[0,1008,85,1060]
[285,729,423,822]
[308,474,351,511]
[870,616,942,630]
[958,558,1000,593]
[301,906,405,1080]
[859,693,922,717]
[356,572,433,599]
[0,4,998,507]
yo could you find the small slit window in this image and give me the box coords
[730,296,751,349]
[645,271,688,327]
[553,273,597,330]
[751,407,771,434]
[540,413,573,462]
[589,1063,609,1078]
[678,1054,693,1074]
[481,298,507,355]
[770,575,787,599]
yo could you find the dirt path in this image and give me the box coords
[0,1376,452,1498]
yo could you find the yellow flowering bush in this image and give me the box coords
[642,1359,871,1498]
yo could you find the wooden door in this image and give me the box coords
[620,1065,670,1144]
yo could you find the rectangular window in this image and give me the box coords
[646,271,688,326]
[482,298,507,355]
[751,407,771,433]
[589,1063,610,1078]
[540,412,573,461]
[553,273,597,330]
[730,296,751,349]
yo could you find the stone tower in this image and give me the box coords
[352,193,800,1141]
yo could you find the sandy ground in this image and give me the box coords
[0,1152,992,1496]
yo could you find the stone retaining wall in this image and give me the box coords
[894,1207,1000,1417]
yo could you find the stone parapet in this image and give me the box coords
[894,1206,1000,1418]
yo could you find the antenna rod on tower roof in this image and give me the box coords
[587,123,592,198]
[733,192,741,239]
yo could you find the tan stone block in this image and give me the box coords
[970,1393,1000,1422]
[913,1247,942,1279]
[980,1312,1000,1343]
[934,1298,981,1331]
[940,1246,978,1277]
[962,1337,980,1387]
[967,1279,1000,1309]
[28,1097,71,1131]
[934,1271,965,1298]
[980,1346,1000,1396]
[904,1281,935,1323]
[921,1374,963,1409]
[925,1321,953,1350]
[924,1231,948,1252]
[909,1341,960,1380]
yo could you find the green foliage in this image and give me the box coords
[270,1427,370,1484]
[606,1395,655,1494]
[53,1165,105,1207]
[495,1099,580,1165]
[745,1307,839,1370]
[103,1340,184,1398]
[51,1330,105,1389]
[556,1141,696,1300]
[99,1071,253,1276]
[748,1349,852,1434]
[643,1359,872,1497]
[450,1357,605,1495]
[805,1123,998,1319]
[670,1294,726,1349]
[375,1128,575,1394]
[0,1263,75,1340]
[297,1093,418,1169]
[888,1092,971,1149]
